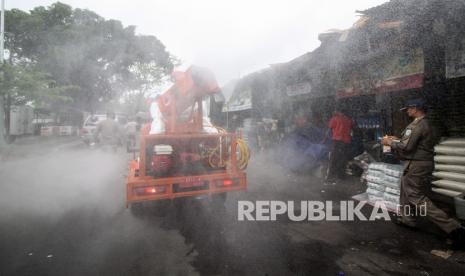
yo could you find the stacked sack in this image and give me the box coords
[432,138,465,197]
[365,162,403,208]
[353,151,376,183]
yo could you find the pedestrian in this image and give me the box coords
[95,111,120,152]
[324,105,353,183]
[381,98,465,249]
[256,121,266,152]
[124,117,138,152]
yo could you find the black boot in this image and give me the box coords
[449,225,465,250]
[393,215,418,231]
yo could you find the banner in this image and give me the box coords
[337,48,424,98]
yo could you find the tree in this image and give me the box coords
[0,62,71,141]
[4,2,175,113]
[0,2,175,147]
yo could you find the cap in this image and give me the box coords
[400,98,426,111]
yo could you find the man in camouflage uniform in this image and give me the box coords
[382,99,464,249]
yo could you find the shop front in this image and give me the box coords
[336,47,425,162]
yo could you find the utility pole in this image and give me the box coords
[0,0,5,147]
[0,0,4,63]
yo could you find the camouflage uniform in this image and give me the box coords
[392,117,460,233]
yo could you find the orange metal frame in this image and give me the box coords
[126,132,247,206]
[126,67,247,207]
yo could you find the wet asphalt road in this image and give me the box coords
[1,139,465,275]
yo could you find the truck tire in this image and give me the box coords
[150,200,171,216]
[129,202,145,217]
[130,200,171,217]
[212,193,227,205]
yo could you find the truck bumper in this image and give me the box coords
[126,162,247,207]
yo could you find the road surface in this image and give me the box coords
[1,138,464,275]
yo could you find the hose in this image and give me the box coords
[206,126,250,170]
[236,138,250,170]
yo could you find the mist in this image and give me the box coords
[8,0,388,85]
[2,0,465,275]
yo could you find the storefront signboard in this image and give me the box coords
[222,89,252,112]
[285,82,312,97]
[337,48,424,98]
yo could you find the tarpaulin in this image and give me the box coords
[278,127,329,172]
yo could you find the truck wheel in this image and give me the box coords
[212,193,227,205]
[129,202,145,217]
[211,193,227,216]
[173,198,190,221]
[150,200,171,217]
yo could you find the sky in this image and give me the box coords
[7,0,388,85]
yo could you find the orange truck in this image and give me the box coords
[126,66,248,208]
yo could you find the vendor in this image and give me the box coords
[325,105,353,183]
